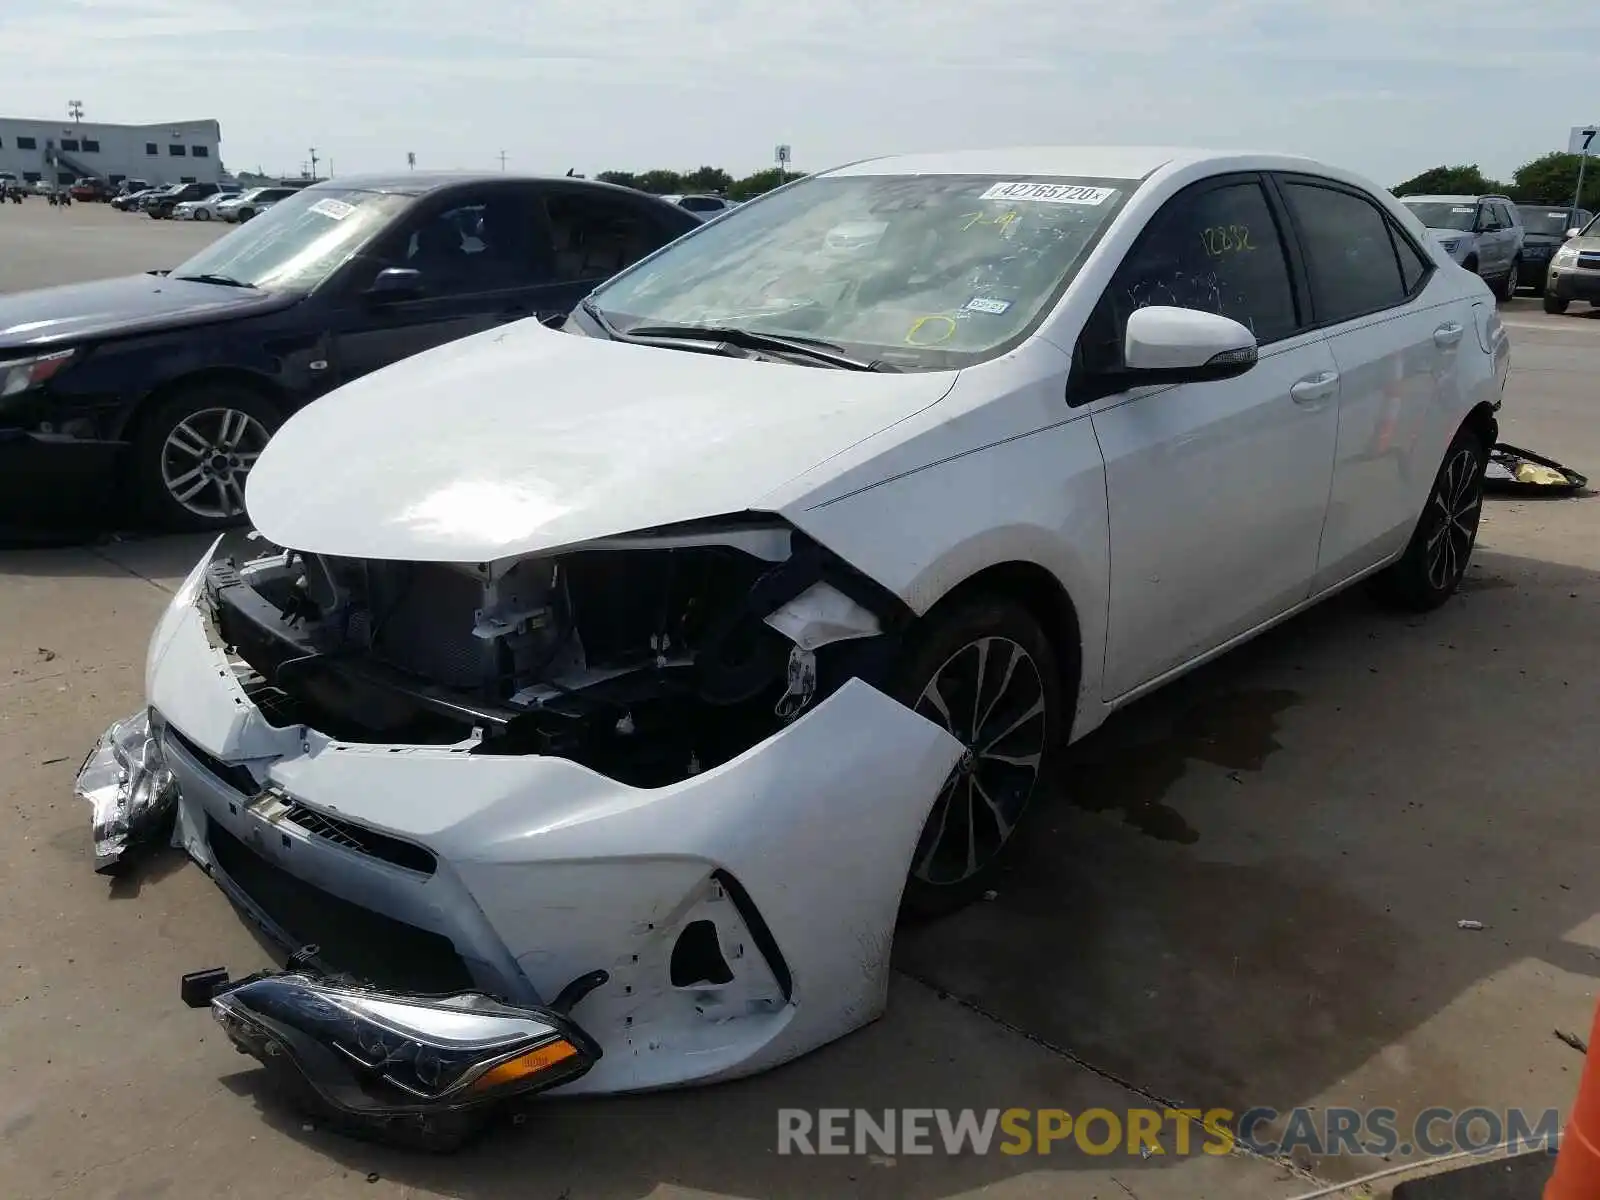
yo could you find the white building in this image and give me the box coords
[0,117,222,188]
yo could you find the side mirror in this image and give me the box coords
[1124,305,1258,375]
[365,267,424,302]
[1074,307,1257,403]
[1567,228,1583,241]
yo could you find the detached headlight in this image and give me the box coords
[1,348,75,399]
[1553,245,1579,268]
[210,974,599,1114]
[74,708,178,873]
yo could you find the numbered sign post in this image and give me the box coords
[1571,126,1598,222]
[775,143,792,184]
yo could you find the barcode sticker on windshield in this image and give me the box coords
[964,296,1013,314]
[979,182,1116,206]
[309,197,355,220]
[1451,206,1475,213]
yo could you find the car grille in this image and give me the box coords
[206,817,474,994]
[1578,252,1600,271]
[280,801,437,875]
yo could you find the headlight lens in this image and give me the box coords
[211,975,594,1110]
[1553,246,1579,268]
[0,348,75,399]
[74,708,178,873]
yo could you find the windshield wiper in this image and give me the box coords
[579,303,895,371]
[173,273,256,289]
[624,323,896,371]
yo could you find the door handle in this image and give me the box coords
[1433,322,1464,348]
[1290,371,1339,405]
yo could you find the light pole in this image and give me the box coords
[498,150,508,171]
[67,100,83,124]
[308,147,319,179]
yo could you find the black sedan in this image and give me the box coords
[0,173,699,532]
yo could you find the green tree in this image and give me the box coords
[682,166,734,194]
[1392,165,1504,197]
[728,167,790,201]
[595,170,638,189]
[1509,152,1600,209]
[634,169,685,194]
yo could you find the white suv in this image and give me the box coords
[1399,194,1524,300]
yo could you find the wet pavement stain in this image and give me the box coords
[1059,688,1302,843]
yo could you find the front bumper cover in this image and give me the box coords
[91,538,965,1137]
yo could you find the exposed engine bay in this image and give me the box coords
[204,517,911,785]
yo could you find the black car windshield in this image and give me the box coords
[1518,207,1588,236]
[169,187,411,291]
[1401,201,1480,232]
[586,172,1135,371]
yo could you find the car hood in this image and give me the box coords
[246,322,959,563]
[0,275,298,351]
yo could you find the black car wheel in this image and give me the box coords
[1544,293,1570,314]
[133,384,282,531]
[1370,425,1488,612]
[888,595,1066,919]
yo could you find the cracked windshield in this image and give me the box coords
[589,174,1133,369]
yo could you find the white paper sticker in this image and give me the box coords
[1549,212,1568,220]
[964,296,1013,315]
[1451,206,1475,214]
[979,182,1116,206]
[309,197,355,220]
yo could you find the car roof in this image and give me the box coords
[820,145,1336,180]
[306,171,660,200]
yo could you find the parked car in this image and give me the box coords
[112,187,161,211]
[69,178,113,202]
[1543,210,1600,314]
[148,182,222,219]
[218,186,299,223]
[0,172,699,533]
[660,193,737,220]
[174,189,241,221]
[1517,205,1594,293]
[1398,194,1523,299]
[75,149,1510,1144]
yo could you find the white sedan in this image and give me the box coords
[172,191,240,221]
[82,146,1509,1143]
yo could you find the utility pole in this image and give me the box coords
[406,151,416,170]
[498,150,507,172]
[67,100,83,124]
[308,147,319,179]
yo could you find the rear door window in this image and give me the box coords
[545,190,677,284]
[1279,179,1409,325]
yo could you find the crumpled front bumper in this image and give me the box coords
[113,542,964,1101]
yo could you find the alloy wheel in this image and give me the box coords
[910,636,1047,886]
[159,406,271,521]
[1425,447,1482,591]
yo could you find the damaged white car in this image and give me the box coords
[80,147,1509,1145]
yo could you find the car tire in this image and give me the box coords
[195,209,210,221]
[131,383,282,532]
[1462,255,1479,277]
[1498,258,1519,301]
[1369,424,1488,612]
[238,208,255,222]
[1544,293,1570,314]
[886,594,1067,920]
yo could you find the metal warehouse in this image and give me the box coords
[0,117,222,188]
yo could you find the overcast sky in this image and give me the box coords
[3,0,1596,185]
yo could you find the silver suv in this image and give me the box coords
[1399,194,1524,300]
